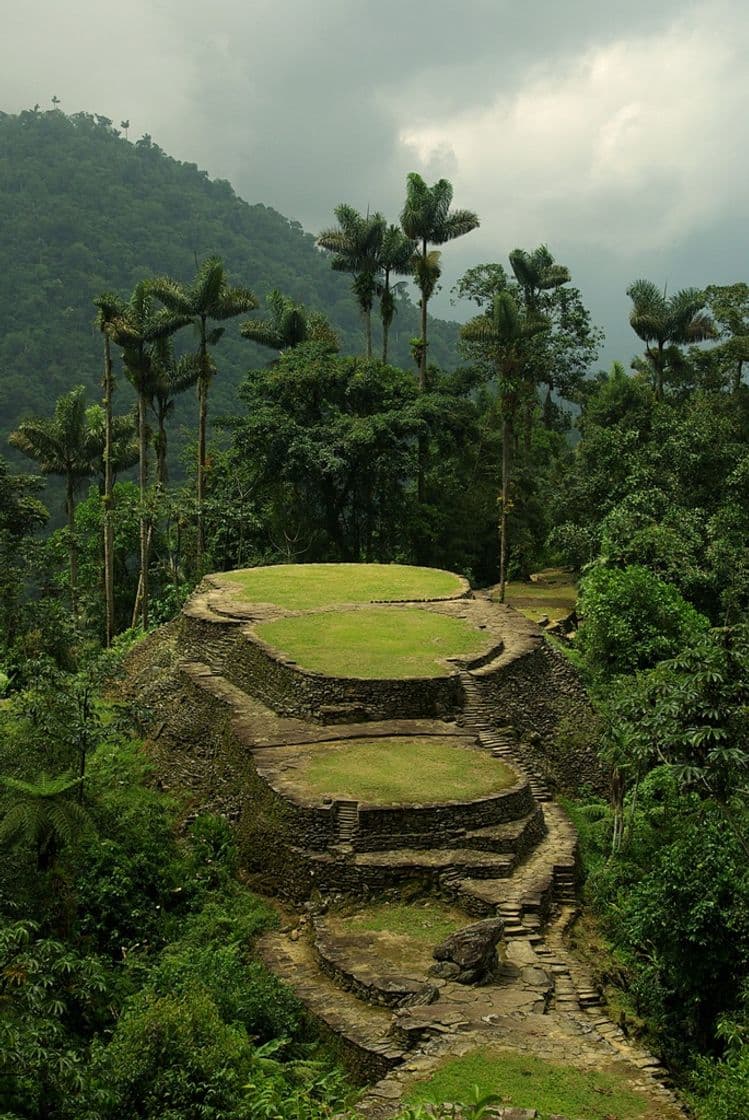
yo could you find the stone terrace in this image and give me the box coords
[123,567,686,1118]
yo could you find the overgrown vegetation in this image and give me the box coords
[2,103,749,1117]
[0,656,352,1120]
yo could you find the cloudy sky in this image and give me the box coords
[3,0,748,363]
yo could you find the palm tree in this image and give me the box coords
[508,245,571,311]
[107,281,190,628]
[240,289,338,355]
[509,245,571,439]
[461,291,548,602]
[84,404,139,491]
[94,292,127,645]
[149,258,257,573]
[317,205,386,359]
[9,386,98,615]
[377,226,415,363]
[401,174,479,389]
[148,340,201,487]
[627,279,716,399]
[0,772,92,872]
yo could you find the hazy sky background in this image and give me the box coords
[2,0,748,364]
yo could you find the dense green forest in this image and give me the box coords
[0,109,459,458]
[1,107,748,1119]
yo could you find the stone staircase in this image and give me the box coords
[459,671,553,803]
[336,800,359,847]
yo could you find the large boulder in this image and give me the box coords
[430,917,504,984]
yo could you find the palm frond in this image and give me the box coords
[146,276,193,315]
[437,207,480,243]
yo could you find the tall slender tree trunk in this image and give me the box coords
[499,413,510,604]
[196,375,207,575]
[196,320,208,575]
[156,414,168,489]
[415,241,430,507]
[66,473,78,617]
[102,334,115,646]
[137,390,149,630]
[419,238,428,391]
[365,309,372,360]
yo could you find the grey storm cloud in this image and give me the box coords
[2,0,748,365]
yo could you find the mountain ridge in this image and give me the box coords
[0,107,460,450]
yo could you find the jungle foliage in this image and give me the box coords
[2,103,749,1119]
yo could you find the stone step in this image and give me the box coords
[460,809,546,855]
[354,847,515,880]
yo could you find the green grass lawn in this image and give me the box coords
[224,563,464,610]
[298,737,515,803]
[343,900,467,944]
[327,901,469,973]
[502,568,577,623]
[405,1048,657,1119]
[255,607,489,678]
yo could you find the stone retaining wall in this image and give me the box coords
[313,921,428,1009]
[356,782,535,844]
[222,627,464,723]
[472,640,605,794]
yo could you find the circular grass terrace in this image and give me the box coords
[254,607,490,678]
[317,900,469,988]
[223,562,466,610]
[287,737,516,805]
[404,1047,665,1120]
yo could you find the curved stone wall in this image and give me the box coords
[224,625,465,723]
[177,577,546,725]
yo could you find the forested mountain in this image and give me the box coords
[0,108,459,447]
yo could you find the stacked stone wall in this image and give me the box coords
[223,627,464,723]
[356,783,534,844]
[472,641,605,794]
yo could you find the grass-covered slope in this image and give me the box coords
[406,1049,660,1119]
[0,108,459,447]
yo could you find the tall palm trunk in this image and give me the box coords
[102,334,115,646]
[65,473,78,617]
[156,412,168,489]
[196,320,208,575]
[365,310,372,360]
[655,341,665,400]
[419,237,428,391]
[499,412,510,604]
[381,271,391,364]
[137,390,149,630]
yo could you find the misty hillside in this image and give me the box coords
[0,108,459,444]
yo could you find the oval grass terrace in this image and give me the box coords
[268,736,517,805]
[253,608,493,679]
[222,562,469,610]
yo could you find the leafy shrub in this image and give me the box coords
[91,988,256,1120]
[692,1014,749,1120]
[147,944,303,1044]
[576,564,709,678]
